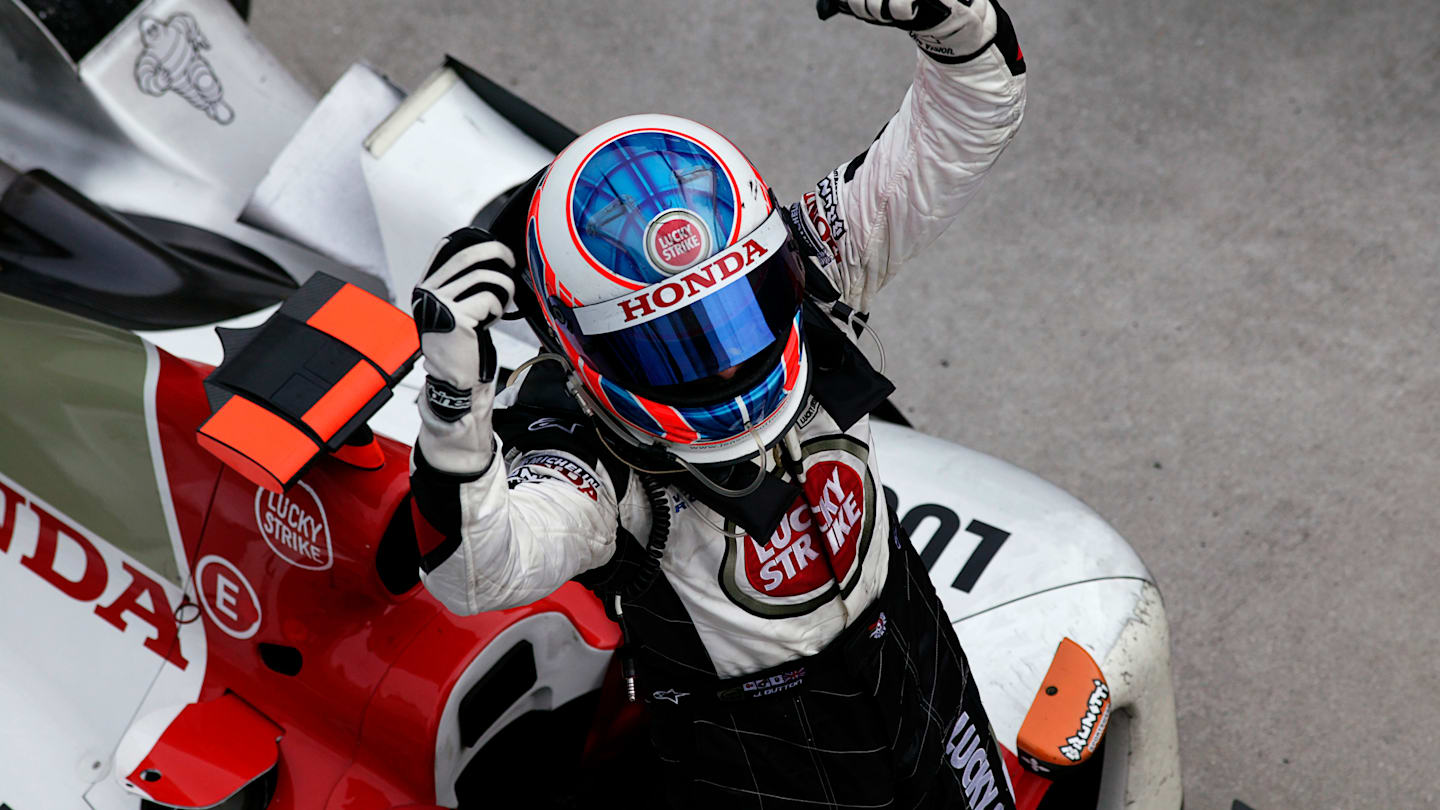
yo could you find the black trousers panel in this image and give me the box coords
[644,537,1016,810]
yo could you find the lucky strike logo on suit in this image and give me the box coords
[743,461,865,596]
[719,437,878,618]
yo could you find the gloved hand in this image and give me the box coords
[820,0,998,64]
[411,227,515,473]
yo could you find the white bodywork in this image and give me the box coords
[0,1,1180,807]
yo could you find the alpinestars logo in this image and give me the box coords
[946,712,1005,810]
[652,688,689,704]
[1059,680,1112,762]
[528,417,579,434]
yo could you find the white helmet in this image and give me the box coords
[522,115,810,465]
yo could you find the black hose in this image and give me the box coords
[616,473,671,598]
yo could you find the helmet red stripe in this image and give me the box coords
[781,324,801,392]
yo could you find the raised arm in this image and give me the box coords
[796,0,1028,311]
[407,229,618,614]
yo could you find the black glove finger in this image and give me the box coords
[412,288,456,335]
[909,0,954,31]
[476,329,498,385]
[839,0,952,30]
[423,227,493,281]
[429,247,516,294]
[452,273,513,303]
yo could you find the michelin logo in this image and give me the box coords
[134,13,234,124]
[946,712,1005,810]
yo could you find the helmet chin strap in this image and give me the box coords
[670,425,769,499]
[553,365,773,498]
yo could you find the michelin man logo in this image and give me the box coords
[134,13,234,125]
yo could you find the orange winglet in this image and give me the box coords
[305,283,419,376]
[196,272,419,492]
[299,361,385,442]
[1015,637,1112,776]
[198,396,318,494]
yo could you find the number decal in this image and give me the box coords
[951,519,1009,592]
[885,487,1011,593]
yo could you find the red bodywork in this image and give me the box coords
[147,348,1049,809]
[152,349,620,808]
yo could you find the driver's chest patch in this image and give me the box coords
[718,434,879,618]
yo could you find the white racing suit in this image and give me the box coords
[411,9,1026,808]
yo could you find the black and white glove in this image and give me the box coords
[821,0,998,64]
[411,228,515,473]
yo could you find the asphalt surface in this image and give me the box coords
[252,2,1440,807]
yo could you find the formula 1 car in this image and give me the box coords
[0,1,1181,808]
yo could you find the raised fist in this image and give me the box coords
[824,0,998,64]
[412,228,515,423]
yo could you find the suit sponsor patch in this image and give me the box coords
[817,171,847,241]
[946,712,1005,810]
[719,436,877,618]
[800,191,842,261]
[513,453,602,501]
[719,667,807,701]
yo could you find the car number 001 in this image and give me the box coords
[883,486,1011,593]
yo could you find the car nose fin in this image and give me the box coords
[114,693,283,809]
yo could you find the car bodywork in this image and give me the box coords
[0,1,1181,807]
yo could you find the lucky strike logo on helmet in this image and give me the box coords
[645,209,712,273]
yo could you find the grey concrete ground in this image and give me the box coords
[253,2,1439,807]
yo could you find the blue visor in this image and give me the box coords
[567,239,804,392]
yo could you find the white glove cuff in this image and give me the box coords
[417,379,497,475]
[911,0,998,63]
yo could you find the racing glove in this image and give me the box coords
[411,228,515,475]
[822,0,999,64]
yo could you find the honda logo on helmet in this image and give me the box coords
[571,207,790,335]
[620,240,762,323]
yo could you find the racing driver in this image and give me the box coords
[408,1,1027,807]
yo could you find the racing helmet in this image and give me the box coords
[524,114,809,465]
